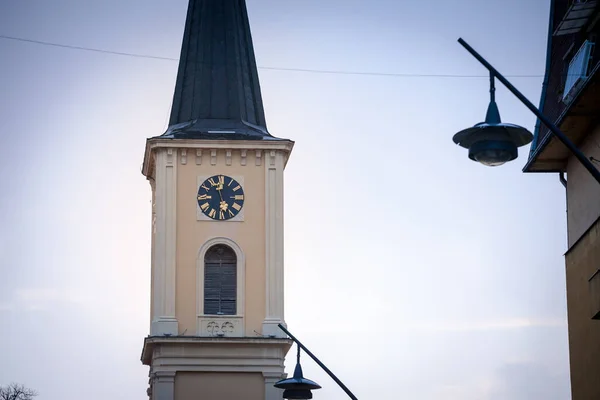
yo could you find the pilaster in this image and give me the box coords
[152,371,175,400]
[264,373,286,400]
[263,150,286,337]
[151,148,179,336]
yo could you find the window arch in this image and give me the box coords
[204,244,237,315]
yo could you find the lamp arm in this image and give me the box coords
[278,324,359,400]
[458,38,600,185]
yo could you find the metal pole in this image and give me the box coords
[458,38,600,185]
[278,324,359,400]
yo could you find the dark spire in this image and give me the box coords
[165,0,273,140]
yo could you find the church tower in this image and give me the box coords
[140,1,293,399]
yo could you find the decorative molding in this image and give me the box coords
[269,150,276,166]
[241,149,247,166]
[166,148,174,165]
[142,139,294,177]
[165,150,177,319]
[211,149,217,165]
[196,149,202,165]
[196,175,245,222]
[226,150,232,166]
[141,337,292,378]
[180,149,187,165]
[151,180,157,235]
[146,139,294,151]
[153,371,176,379]
[198,316,243,337]
[256,150,263,166]
[196,237,246,335]
[263,372,286,380]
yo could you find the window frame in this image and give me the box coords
[197,237,245,318]
[203,244,237,315]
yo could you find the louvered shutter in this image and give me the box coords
[204,261,221,315]
[220,261,236,315]
[203,245,237,315]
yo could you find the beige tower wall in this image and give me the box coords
[175,372,265,400]
[175,149,267,336]
[144,140,292,338]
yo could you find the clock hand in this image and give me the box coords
[216,187,229,211]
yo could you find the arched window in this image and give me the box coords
[204,244,237,315]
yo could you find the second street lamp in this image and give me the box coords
[453,72,533,166]
[274,344,321,399]
[275,324,359,400]
[452,38,600,184]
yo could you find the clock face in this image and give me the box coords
[197,175,244,221]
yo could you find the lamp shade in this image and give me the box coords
[275,362,321,399]
[453,100,533,166]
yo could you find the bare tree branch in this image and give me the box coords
[0,383,37,400]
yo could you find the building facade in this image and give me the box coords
[140,1,293,399]
[525,1,600,398]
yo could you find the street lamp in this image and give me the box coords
[452,73,533,166]
[275,324,359,400]
[452,38,600,184]
[274,344,321,399]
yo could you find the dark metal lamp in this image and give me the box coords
[453,38,599,184]
[275,344,321,399]
[453,73,533,167]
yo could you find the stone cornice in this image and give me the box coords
[141,336,293,365]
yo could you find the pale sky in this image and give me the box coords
[0,1,571,399]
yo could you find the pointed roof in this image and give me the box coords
[165,0,275,140]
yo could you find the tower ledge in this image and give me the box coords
[142,336,293,367]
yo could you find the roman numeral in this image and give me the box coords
[231,195,244,201]
[197,194,211,200]
[228,210,235,218]
[218,175,225,185]
[200,203,210,211]
[208,209,216,218]
[233,185,241,192]
[232,203,241,211]
[228,178,234,187]
[208,177,218,187]
[219,210,225,220]
[201,184,210,191]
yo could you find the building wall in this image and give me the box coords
[174,372,265,400]
[175,149,266,336]
[566,125,600,246]
[565,218,600,400]
[545,4,600,399]
[552,3,600,396]
[565,120,600,400]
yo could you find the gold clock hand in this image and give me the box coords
[216,187,228,212]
